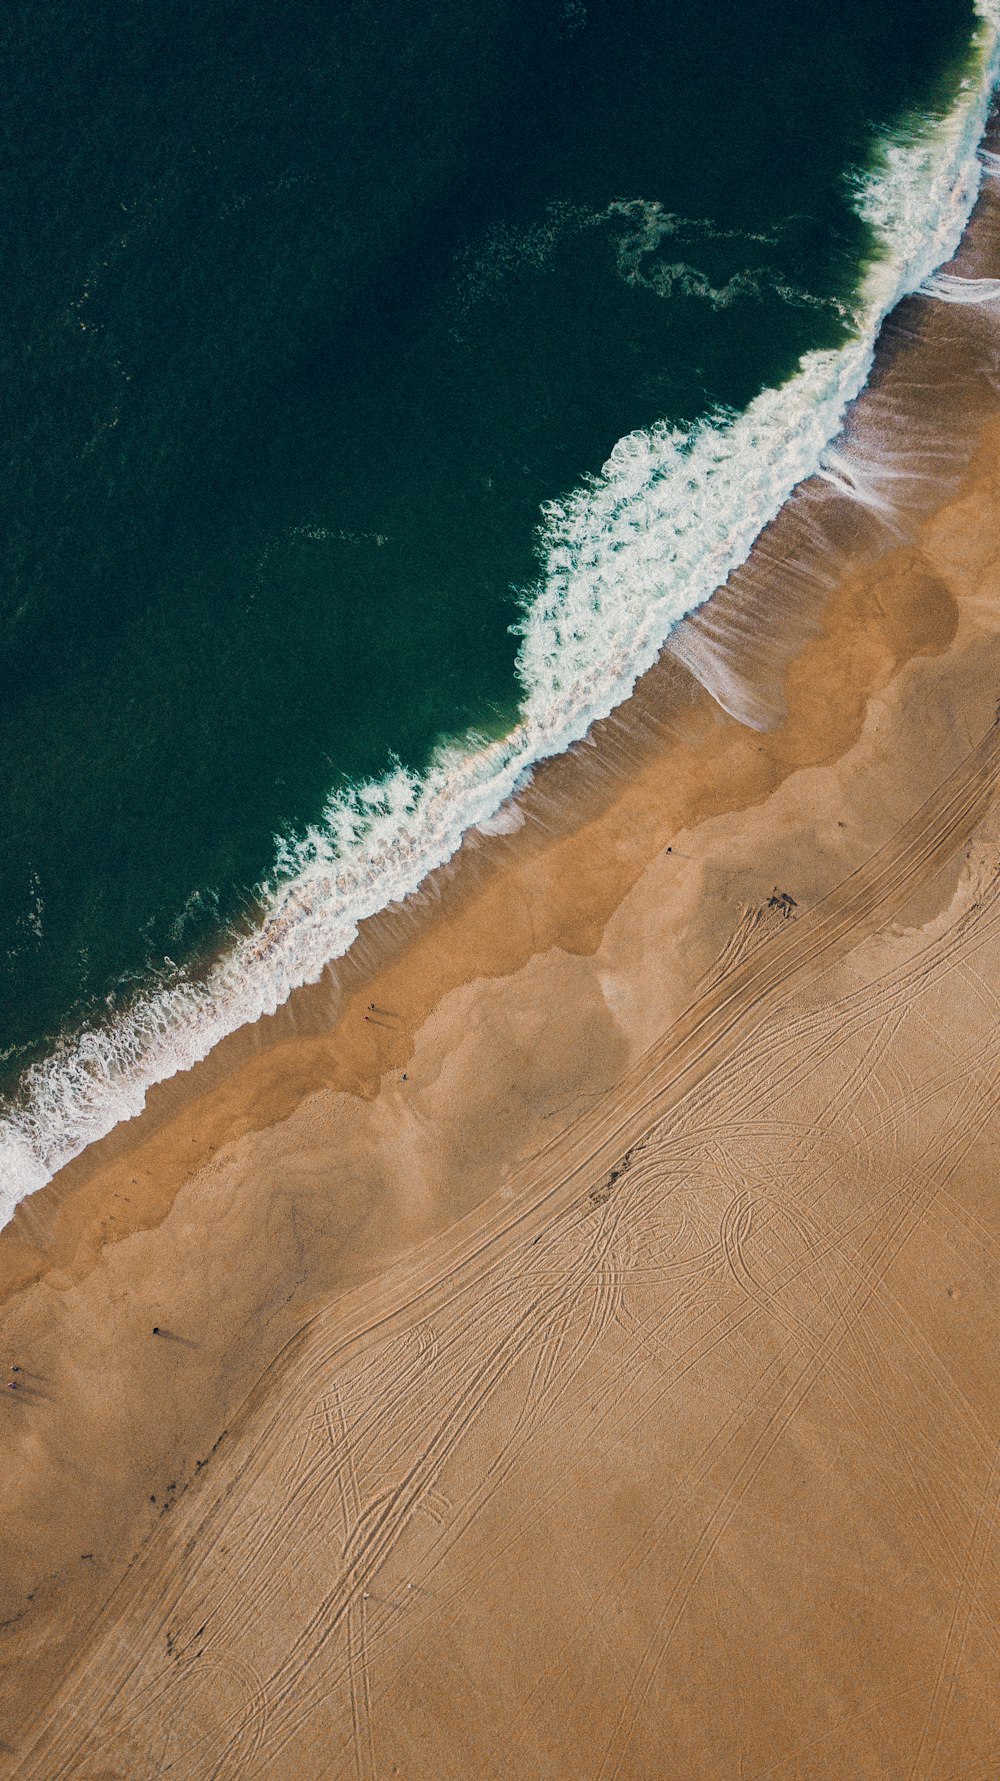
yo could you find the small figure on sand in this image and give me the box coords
[768,888,798,918]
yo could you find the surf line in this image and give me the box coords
[2,2,1000,1221]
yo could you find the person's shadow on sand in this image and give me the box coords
[5,1377,52,1403]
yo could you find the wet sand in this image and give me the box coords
[4,191,1000,1776]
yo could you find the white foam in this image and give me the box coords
[453,195,831,327]
[921,268,1000,300]
[1,3,999,1221]
[475,802,527,837]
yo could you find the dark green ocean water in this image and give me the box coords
[0,0,981,1100]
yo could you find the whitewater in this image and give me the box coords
[2,2,999,1223]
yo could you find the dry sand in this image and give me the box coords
[5,199,1000,1778]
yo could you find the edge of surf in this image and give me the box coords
[2,1,998,1221]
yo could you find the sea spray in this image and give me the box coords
[1,2,999,1220]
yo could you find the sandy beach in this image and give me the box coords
[5,180,1000,1776]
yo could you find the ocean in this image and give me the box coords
[1,0,996,1216]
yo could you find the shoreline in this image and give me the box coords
[3,32,999,1216]
[6,162,1000,1290]
[7,153,1000,1279]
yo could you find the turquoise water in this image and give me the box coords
[0,0,991,1202]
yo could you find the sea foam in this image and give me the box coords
[2,2,999,1222]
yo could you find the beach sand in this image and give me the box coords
[5,197,1000,1776]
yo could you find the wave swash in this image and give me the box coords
[3,1,999,1222]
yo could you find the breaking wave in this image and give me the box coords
[2,0,999,1220]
